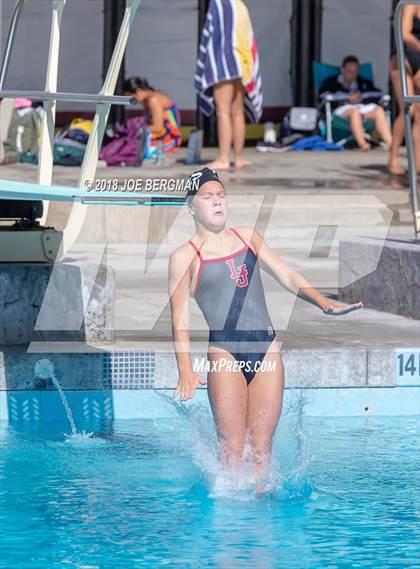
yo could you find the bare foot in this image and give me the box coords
[360,142,371,151]
[255,480,278,499]
[234,157,251,170]
[255,481,266,498]
[379,141,392,151]
[387,161,406,175]
[204,159,231,171]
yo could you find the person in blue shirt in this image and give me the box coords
[320,55,392,151]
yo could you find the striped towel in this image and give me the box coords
[195,0,263,123]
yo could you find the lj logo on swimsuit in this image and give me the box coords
[225,258,248,287]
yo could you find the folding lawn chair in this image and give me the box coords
[312,61,391,146]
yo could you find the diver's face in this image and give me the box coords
[342,62,358,84]
[189,181,227,228]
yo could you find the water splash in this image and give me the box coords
[194,417,284,500]
[63,431,99,445]
[154,389,315,501]
[34,359,78,436]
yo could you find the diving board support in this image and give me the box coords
[394,0,420,237]
[38,0,66,225]
[0,0,141,263]
[62,0,141,255]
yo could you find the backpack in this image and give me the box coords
[3,107,40,162]
[53,139,86,166]
[67,117,93,144]
[280,107,319,138]
[99,117,146,166]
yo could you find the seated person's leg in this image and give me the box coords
[341,108,371,150]
[364,106,392,148]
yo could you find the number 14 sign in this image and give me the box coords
[395,349,420,385]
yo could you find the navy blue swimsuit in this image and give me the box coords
[188,228,277,384]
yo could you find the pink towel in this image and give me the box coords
[15,98,32,109]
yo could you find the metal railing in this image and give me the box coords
[0,90,136,106]
[0,0,25,90]
[394,0,420,236]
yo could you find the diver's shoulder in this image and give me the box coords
[170,241,197,265]
[234,225,260,239]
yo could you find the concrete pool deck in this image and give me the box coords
[1,148,419,391]
[2,146,416,240]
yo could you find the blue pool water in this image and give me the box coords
[1,403,419,569]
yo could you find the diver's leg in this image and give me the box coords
[207,346,248,468]
[246,340,285,487]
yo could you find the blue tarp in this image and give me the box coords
[291,135,344,152]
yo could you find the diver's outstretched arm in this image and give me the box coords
[247,227,363,316]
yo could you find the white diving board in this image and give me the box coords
[1,179,187,207]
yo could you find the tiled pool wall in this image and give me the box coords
[1,386,419,427]
[0,348,419,423]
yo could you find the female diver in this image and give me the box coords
[168,167,363,491]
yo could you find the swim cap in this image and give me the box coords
[185,167,224,199]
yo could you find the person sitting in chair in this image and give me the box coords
[320,55,392,151]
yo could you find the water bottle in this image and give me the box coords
[155,138,165,165]
[280,115,291,139]
[264,121,276,144]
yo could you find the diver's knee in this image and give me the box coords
[248,431,273,455]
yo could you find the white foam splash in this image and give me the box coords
[184,403,284,500]
[155,389,315,501]
[64,430,96,445]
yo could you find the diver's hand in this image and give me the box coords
[322,301,363,316]
[173,371,207,401]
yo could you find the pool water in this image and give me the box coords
[1,402,419,569]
